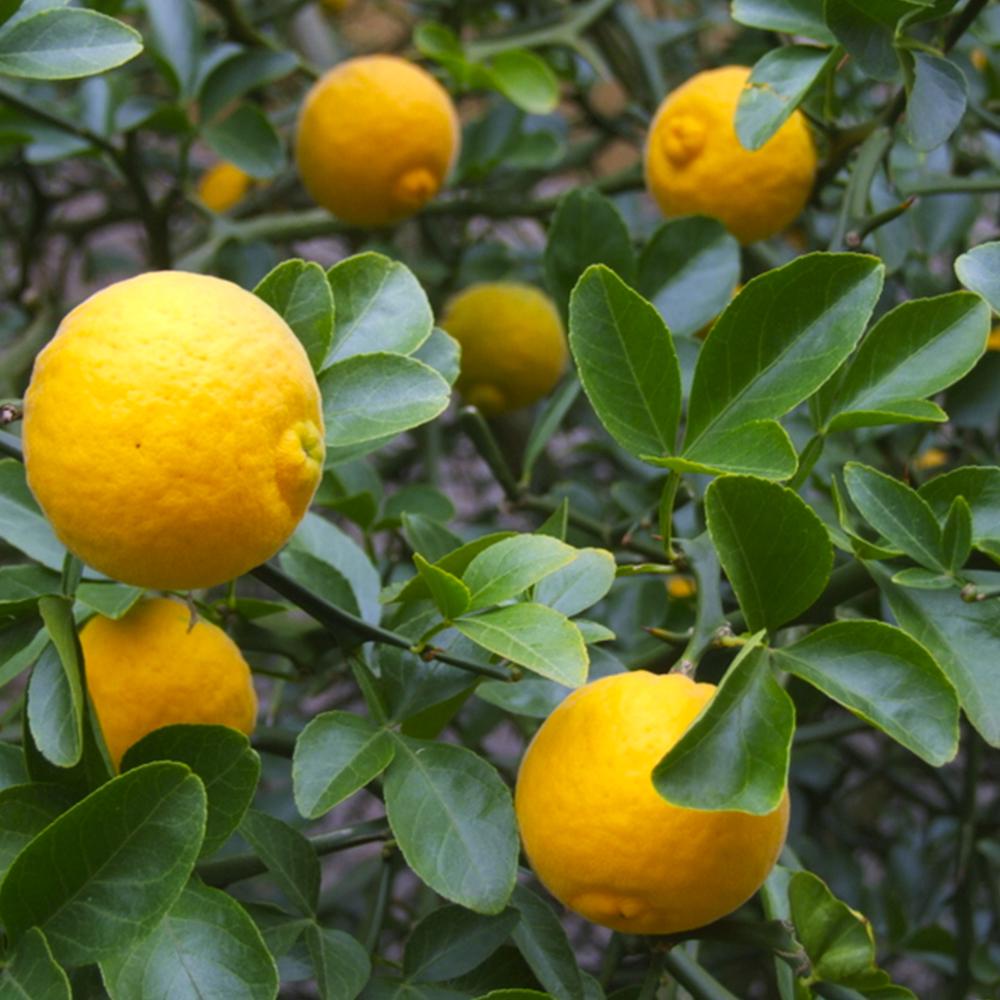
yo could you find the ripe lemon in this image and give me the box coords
[81,598,257,768]
[988,326,1000,351]
[23,271,324,590]
[295,55,460,227]
[515,670,790,934]
[644,66,817,244]
[198,161,253,213]
[439,282,567,415]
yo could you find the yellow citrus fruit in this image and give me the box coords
[644,66,817,244]
[667,575,697,600]
[988,325,1000,351]
[81,598,257,768]
[23,271,324,590]
[913,447,949,472]
[515,670,790,934]
[197,161,253,213]
[439,282,567,415]
[295,55,459,227]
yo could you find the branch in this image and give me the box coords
[466,0,618,59]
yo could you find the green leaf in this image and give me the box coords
[0,563,59,610]
[0,741,28,790]
[844,463,945,571]
[143,0,199,97]
[534,548,616,617]
[683,253,884,464]
[239,809,320,916]
[891,566,953,590]
[823,292,990,431]
[487,49,559,114]
[413,327,462,387]
[0,761,206,965]
[75,582,143,619]
[199,48,298,122]
[637,216,741,338]
[454,604,588,686]
[380,486,455,528]
[0,782,74,880]
[0,458,68,570]
[822,0,911,80]
[27,643,82,768]
[788,871,876,983]
[771,620,959,765]
[659,419,798,480]
[509,884,585,1000]
[100,881,279,1000]
[569,265,681,460]
[292,711,395,819]
[402,513,463,563]
[462,534,575,611]
[305,923,371,1000]
[737,45,834,151]
[415,554,471,619]
[320,354,450,454]
[905,52,967,152]
[941,496,973,572]
[521,379,580,485]
[326,253,433,365]
[870,561,1000,746]
[203,104,284,179]
[731,0,835,42]
[0,927,71,1000]
[384,736,518,914]
[919,467,1000,556]
[0,8,142,79]
[653,641,794,814]
[544,188,636,319]
[705,475,833,633]
[284,512,382,624]
[955,241,1000,312]
[120,725,260,858]
[255,260,335,371]
[404,905,519,982]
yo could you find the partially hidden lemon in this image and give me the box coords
[81,598,257,768]
[439,282,567,416]
[515,670,789,934]
[988,325,1000,351]
[644,66,817,244]
[295,55,460,227]
[23,271,324,590]
[198,161,253,213]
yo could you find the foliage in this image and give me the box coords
[1,0,999,998]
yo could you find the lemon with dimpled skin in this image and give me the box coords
[82,598,257,769]
[515,670,789,934]
[440,282,567,416]
[295,55,460,227]
[23,271,324,590]
[644,66,817,245]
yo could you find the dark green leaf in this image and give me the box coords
[569,265,681,461]
[653,642,794,814]
[306,923,371,1000]
[661,419,797,480]
[239,809,320,916]
[203,104,283,179]
[521,379,580,485]
[0,458,68,570]
[771,620,959,765]
[941,496,973,572]
[822,292,990,431]
[120,724,261,858]
[74,582,144,619]
[919,467,1000,557]
[0,782,74,879]
[0,8,142,79]
[844,463,945,571]
[0,927,71,1000]
[0,762,206,965]
[454,604,588,686]
[544,188,636,318]
[199,48,298,122]
[27,643,82,768]
[534,548,616,617]
[143,0,199,96]
[293,711,395,819]
[0,741,28,790]
[731,0,834,42]
[414,554,471,619]
[413,327,462,386]
[823,0,910,79]
[905,52,967,152]
[384,736,518,914]
[402,513,463,563]
[705,475,832,633]
[487,49,558,114]
[255,260,335,371]
[955,241,1000,312]
[326,253,433,365]
[737,45,834,150]
[509,885,584,1000]
[404,905,519,982]
[100,881,279,1000]
[637,216,741,338]
[0,563,59,609]
[462,534,575,611]
[380,486,455,528]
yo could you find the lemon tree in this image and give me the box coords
[0,1,999,998]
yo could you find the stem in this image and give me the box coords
[250,563,512,681]
[829,128,893,251]
[466,0,618,59]
[0,431,24,461]
[637,950,666,1000]
[363,848,397,955]
[952,731,982,1000]
[900,176,1000,196]
[459,407,520,501]
[788,433,827,490]
[197,818,389,886]
[660,948,741,1000]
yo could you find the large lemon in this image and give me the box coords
[295,55,460,227]
[515,670,790,935]
[439,282,567,416]
[81,598,257,768]
[23,271,324,590]
[644,66,817,244]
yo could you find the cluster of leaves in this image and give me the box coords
[1,0,1000,998]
